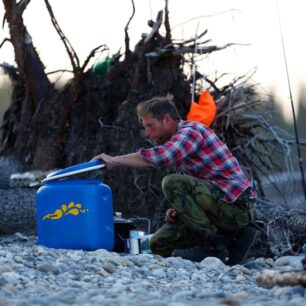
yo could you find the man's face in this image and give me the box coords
[141,112,173,145]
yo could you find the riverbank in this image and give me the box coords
[0,232,305,306]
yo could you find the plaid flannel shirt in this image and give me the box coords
[139,120,256,203]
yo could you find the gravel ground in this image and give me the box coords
[0,233,305,306]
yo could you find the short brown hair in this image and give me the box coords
[136,95,181,121]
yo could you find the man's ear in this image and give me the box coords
[163,113,172,122]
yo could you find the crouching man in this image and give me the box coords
[92,96,259,264]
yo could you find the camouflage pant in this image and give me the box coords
[150,174,253,257]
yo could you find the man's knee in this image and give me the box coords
[162,174,180,195]
[149,232,171,257]
[162,174,191,199]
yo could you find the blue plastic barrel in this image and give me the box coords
[36,179,114,251]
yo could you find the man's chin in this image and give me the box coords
[150,138,164,145]
[156,141,165,145]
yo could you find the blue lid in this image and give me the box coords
[44,160,105,183]
[47,160,101,177]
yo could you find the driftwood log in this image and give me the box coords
[257,270,306,289]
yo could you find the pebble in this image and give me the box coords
[0,233,305,306]
[102,262,116,274]
[274,256,304,271]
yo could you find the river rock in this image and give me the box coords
[0,233,305,306]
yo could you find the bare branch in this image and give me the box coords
[171,9,241,31]
[124,0,135,56]
[203,76,221,93]
[144,10,163,44]
[2,12,7,29]
[0,62,18,81]
[46,69,73,75]
[43,0,80,73]
[16,0,31,15]
[145,42,242,58]
[183,43,249,54]
[81,44,109,73]
[0,38,11,49]
[178,29,208,45]
[164,0,171,41]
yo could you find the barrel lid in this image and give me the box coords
[43,160,105,183]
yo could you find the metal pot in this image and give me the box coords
[113,218,136,253]
[124,233,153,255]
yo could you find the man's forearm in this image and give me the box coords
[113,152,149,168]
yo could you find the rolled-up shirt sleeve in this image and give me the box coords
[138,127,202,167]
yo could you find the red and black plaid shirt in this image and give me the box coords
[139,120,256,203]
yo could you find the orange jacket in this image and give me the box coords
[187,90,216,127]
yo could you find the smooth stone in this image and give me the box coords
[90,294,107,303]
[103,276,115,283]
[96,268,109,277]
[194,290,226,299]
[240,266,252,275]
[119,270,133,278]
[148,263,163,270]
[172,290,194,301]
[67,253,83,262]
[244,261,267,271]
[235,274,247,282]
[265,258,275,267]
[126,257,144,267]
[199,257,226,271]
[0,265,13,273]
[56,263,69,273]
[106,258,121,267]
[232,291,249,299]
[52,288,78,303]
[28,298,50,305]
[1,272,20,285]
[288,297,306,306]
[14,232,29,242]
[274,285,305,299]
[151,269,167,278]
[138,266,150,274]
[139,301,169,306]
[274,256,304,270]
[103,262,116,274]
[36,263,61,275]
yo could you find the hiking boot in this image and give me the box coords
[172,245,211,262]
[172,235,229,263]
[228,225,260,265]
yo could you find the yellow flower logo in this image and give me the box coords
[42,202,88,220]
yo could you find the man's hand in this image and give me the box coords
[91,152,149,169]
[165,208,177,223]
[91,153,117,169]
